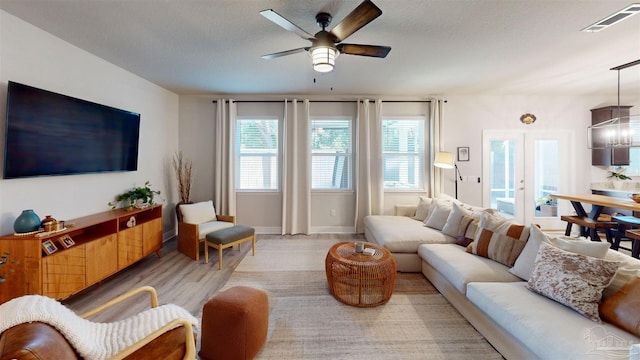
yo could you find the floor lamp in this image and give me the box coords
[433,151,463,199]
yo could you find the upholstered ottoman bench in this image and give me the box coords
[204,225,255,269]
[199,286,269,360]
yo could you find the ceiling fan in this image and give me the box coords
[260,0,391,73]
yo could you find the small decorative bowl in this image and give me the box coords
[630,194,640,203]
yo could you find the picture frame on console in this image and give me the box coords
[42,240,58,255]
[57,234,75,249]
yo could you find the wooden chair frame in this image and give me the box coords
[79,286,196,360]
[177,213,235,261]
[205,233,255,270]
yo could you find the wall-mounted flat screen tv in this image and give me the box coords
[3,81,140,179]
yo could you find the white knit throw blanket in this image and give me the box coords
[0,295,198,360]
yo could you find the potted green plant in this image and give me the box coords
[536,196,558,217]
[608,167,632,190]
[109,181,161,210]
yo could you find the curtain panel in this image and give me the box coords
[281,99,311,235]
[354,99,384,233]
[213,99,237,216]
[430,99,444,197]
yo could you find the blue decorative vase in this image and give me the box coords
[14,209,41,233]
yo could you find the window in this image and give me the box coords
[236,119,279,190]
[311,118,352,189]
[382,118,424,190]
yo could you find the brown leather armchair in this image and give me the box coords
[0,287,196,360]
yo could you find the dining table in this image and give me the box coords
[550,193,640,218]
[551,193,640,242]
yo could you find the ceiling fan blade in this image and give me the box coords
[330,0,382,42]
[337,44,391,58]
[260,9,316,41]
[261,47,309,60]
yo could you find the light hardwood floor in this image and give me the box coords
[64,233,361,322]
[64,236,252,321]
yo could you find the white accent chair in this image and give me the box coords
[177,200,235,261]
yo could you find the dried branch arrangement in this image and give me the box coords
[172,151,193,203]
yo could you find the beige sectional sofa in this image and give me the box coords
[365,195,640,359]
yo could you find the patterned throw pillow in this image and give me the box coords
[455,214,478,247]
[527,243,620,322]
[510,224,610,281]
[467,211,529,267]
[442,202,472,238]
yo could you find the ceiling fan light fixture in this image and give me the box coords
[311,46,338,73]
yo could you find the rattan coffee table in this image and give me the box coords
[325,242,397,307]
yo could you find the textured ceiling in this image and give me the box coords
[1,0,640,97]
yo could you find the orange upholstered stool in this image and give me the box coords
[199,286,269,360]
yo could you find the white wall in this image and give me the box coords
[441,95,640,206]
[0,11,180,237]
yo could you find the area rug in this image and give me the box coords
[222,239,503,359]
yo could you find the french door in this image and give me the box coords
[482,130,574,229]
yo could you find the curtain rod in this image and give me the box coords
[212,100,433,104]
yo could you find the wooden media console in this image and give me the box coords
[0,205,163,304]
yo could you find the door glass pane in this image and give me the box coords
[534,139,559,217]
[490,140,516,217]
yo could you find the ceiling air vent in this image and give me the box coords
[582,3,640,32]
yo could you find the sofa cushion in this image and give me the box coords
[441,202,472,238]
[412,196,432,221]
[418,244,521,294]
[600,277,640,337]
[527,243,619,321]
[180,200,217,224]
[198,221,235,239]
[424,199,453,231]
[468,211,529,267]
[510,225,610,281]
[365,216,455,253]
[467,282,640,359]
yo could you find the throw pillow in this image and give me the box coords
[413,196,433,221]
[437,193,460,204]
[442,202,472,238]
[455,214,479,247]
[468,211,529,267]
[179,200,217,225]
[599,276,640,336]
[510,225,610,281]
[424,199,454,231]
[527,242,620,322]
[602,250,640,300]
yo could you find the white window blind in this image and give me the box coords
[236,119,279,190]
[311,118,352,189]
[382,118,424,190]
